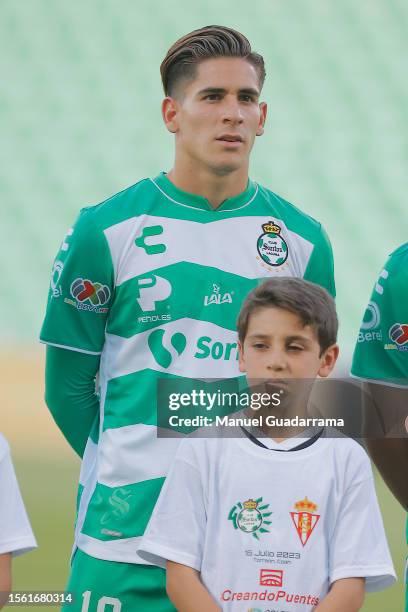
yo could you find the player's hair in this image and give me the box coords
[237,278,338,354]
[161,25,266,96]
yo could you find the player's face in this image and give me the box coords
[163,58,267,174]
[238,307,338,396]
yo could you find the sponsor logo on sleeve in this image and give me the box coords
[357,301,382,343]
[290,497,320,547]
[228,498,272,540]
[50,260,64,298]
[256,221,289,270]
[64,278,111,313]
[385,323,408,351]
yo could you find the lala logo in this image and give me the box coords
[204,283,233,306]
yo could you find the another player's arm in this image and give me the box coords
[314,577,365,611]
[363,382,408,511]
[0,552,11,609]
[303,224,336,298]
[45,346,100,457]
[40,210,114,456]
[166,561,220,612]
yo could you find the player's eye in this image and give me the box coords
[253,342,268,350]
[204,93,221,101]
[287,344,303,352]
[239,94,255,102]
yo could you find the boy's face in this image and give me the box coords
[238,306,338,392]
[162,57,267,175]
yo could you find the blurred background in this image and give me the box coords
[1,0,406,609]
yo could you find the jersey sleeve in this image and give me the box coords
[351,245,408,385]
[0,439,37,557]
[138,439,207,571]
[40,209,114,355]
[303,224,336,298]
[329,452,395,592]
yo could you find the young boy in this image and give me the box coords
[0,433,37,610]
[138,278,395,611]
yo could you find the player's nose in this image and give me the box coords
[221,96,244,123]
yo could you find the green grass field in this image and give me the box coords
[10,455,406,612]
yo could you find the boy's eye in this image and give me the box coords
[253,342,267,349]
[287,344,303,352]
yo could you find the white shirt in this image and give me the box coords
[139,431,395,611]
[0,434,37,556]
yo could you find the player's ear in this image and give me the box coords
[318,344,339,378]
[256,102,267,137]
[238,340,246,373]
[162,97,180,133]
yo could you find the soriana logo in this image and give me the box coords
[259,569,283,587]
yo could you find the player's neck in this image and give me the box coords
[167,158,249,209]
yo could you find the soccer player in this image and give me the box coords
[139,278,395,611]
[351,243,408,610]
[41,26,336,610]
[0,434,37,610]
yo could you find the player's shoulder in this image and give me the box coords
[386,242,408,273]
[256,182,323,239]
[0,433,10,462]
[75,177,156,231]
[175,428,228,466]
[327,433,372,480]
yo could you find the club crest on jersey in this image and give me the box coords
[257,221,289,268]
[385,323,408,352]
[204,283,233,307]
[64,278,110,313]
[228,497,272,540]
[290,497,320,547]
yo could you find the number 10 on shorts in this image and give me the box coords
[81,591,122,611]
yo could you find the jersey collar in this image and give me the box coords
[152,172,258,212]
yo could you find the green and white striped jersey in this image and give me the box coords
[40,172,335,563]
[352,243,408,386]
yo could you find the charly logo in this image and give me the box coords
[135,225,166,255]
[50,260,64,298]
[100,487,133,536]
[257,221,288,267]
[204,283,233,307]
[60,227,74,252]
[148,329,187,368]
[67,278,111,313]
[228,498,272,540]
[290,497,320,547]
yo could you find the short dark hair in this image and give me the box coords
[237,278,338,354]
[161,25,266,97]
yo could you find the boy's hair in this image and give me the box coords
[160,25,266,97]
[237,278,338,354]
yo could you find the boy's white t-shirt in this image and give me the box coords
[139,430,395,611]
[0,434,37,556]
